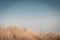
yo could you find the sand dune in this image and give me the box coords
[0,26,60,40]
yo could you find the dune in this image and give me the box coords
[0,26,60,40]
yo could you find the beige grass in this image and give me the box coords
[0,26,60,40]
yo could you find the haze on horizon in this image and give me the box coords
[0,0,60,32]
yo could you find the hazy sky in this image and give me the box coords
[0,0,60,32]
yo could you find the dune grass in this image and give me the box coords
[0,26,60,40]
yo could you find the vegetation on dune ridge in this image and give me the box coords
[0,26,60,40]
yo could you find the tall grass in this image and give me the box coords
[0,26,60,40]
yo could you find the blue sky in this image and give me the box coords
[0,0,60,32]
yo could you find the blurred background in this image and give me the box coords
[0,0,60,32]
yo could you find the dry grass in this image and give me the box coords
[0,26,60,40]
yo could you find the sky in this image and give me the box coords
[0,0,60,32]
